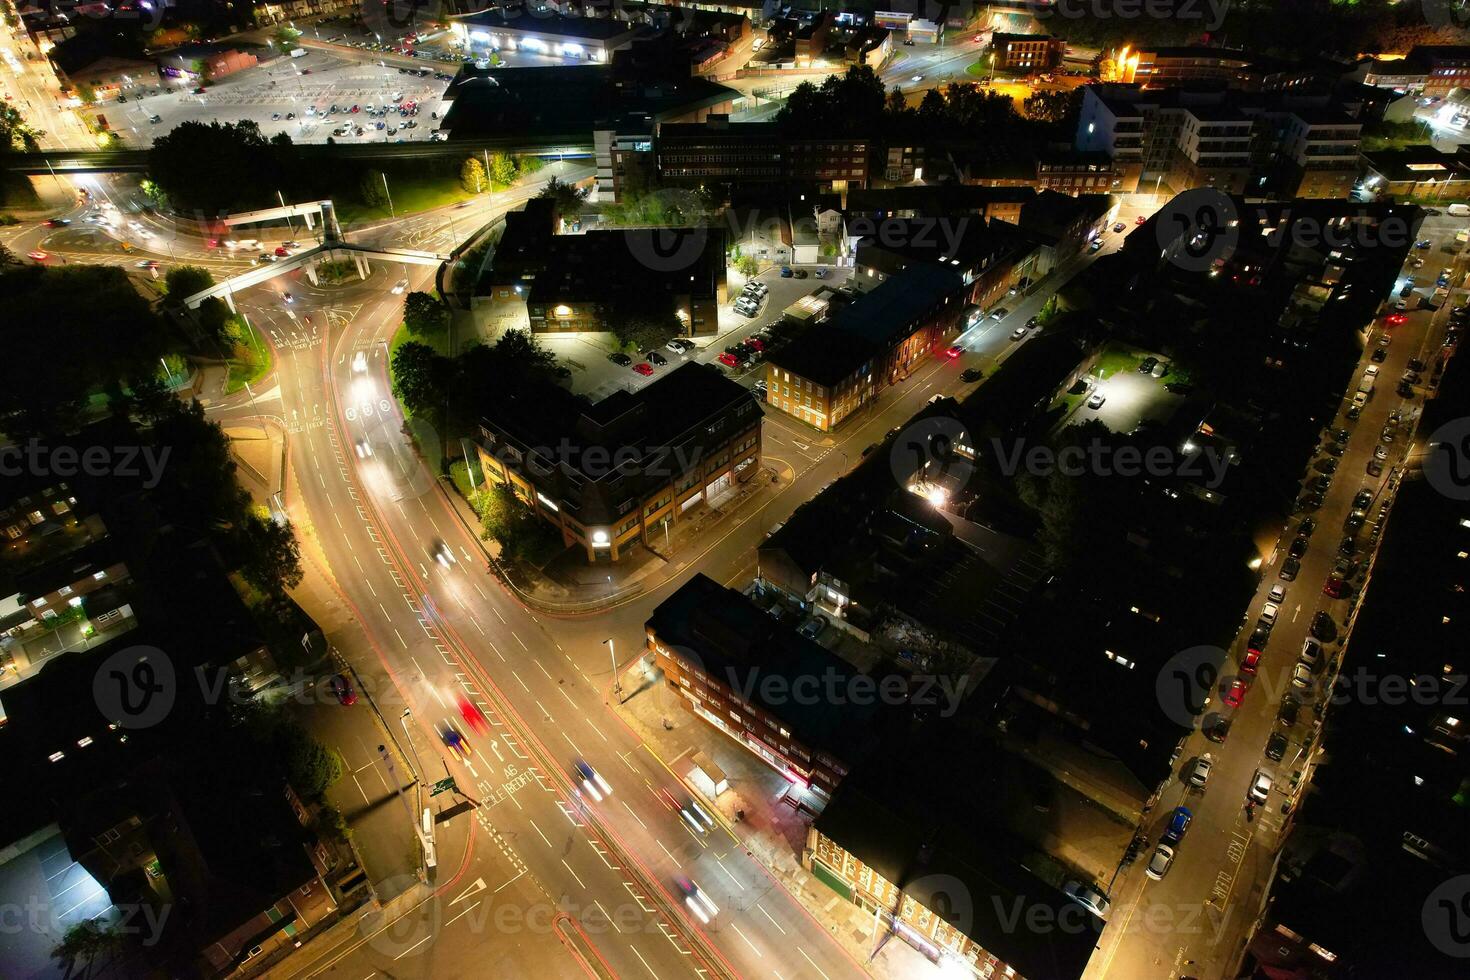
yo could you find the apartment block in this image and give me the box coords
[476,363,761,563]
[1116,45,1326,93]
[657,115,869,190]
[990,32,1065,74]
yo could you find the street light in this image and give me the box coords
[604,638,622,700]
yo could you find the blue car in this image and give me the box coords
[780,266,794,278]
[1162,805,1192,845]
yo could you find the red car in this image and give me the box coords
[718,352,739,367]
[633,362,654,376]
[1323,576,1349,599]
[458,695,489,734]
[27,250,48,262]
[328,674,357,706]
[1135,214,1146,225]
[1240,649,1262,676]
[275,246,290,256]
[944,345,964,358]
[1385,313,1408,326]
[745,337,765,352]
[1223,679,1248,708]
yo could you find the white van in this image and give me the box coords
[1447,203,1470,217]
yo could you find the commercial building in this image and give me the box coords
[157,45,259,83]
[847,185,1036,225]
[764,263,963,431]
[451,8,643,62]
[1077,84,1363,198]
[854,212,1042,311]
[476,363,761,563]
[1016,190,1114,261]
[478,198,727,337]
[1359,146,1470,200]
[646,573,887,802]
[657,115,870,191]
[806,731,1103,979]
[989,32,1065,74]
[1113,44,1327,93]
[844,25,891,69]
[1363,45,1470,97]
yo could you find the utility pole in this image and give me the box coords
[381,171,395,218]
[605,638,623,701]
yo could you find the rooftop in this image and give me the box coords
[457,8,645,42]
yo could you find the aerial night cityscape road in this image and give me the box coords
[2,4,1470,980]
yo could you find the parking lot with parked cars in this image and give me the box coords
[100,47,450,146]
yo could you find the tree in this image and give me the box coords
[273,25,301,52]
[487,151,518,187]
[403,291,449,337]
[474,482,543,561]
[516,154,544,176]
[51,920,122,978]
[165,264,215,298]
[280,723,343,800]
[74,82,97,104]
[148,120,280,213]
[236,511,303,597]
[359,169,388,207]
[737,253,759,278]
[460,156,487,194]
[536,176,588,224]
[611,295,681,352]
[1024,88,1081,124]
[392,340,451,422]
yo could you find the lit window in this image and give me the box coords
[68,597,83,608]
[77,736,93,748]
[58,585,73,597]
[94,570,107,580]
[49,751,65,762]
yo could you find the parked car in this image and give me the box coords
[1113,222,1127,233]
[1265,732,1288,762]
[1162,806,1193,845]
[1189,754,1214,787]
[1299,637,1323,669]
[645,351,668,366]
[1223,679,1248,708]
[798,615,827,640]
[1289,535,1309,558]
[1311,612,1335,640]
[328,674,357,705]
[1278,694,1301,728]
[960,368,984,383]
[632,362,654,376]
[1247,628,1270,656]
[1062,881,1110,919]
[1146,843,1176,881]
[1248,769,1273,805]
[1087,392,1106,409]
[1291,662,1315,690]
[1279,557,1300,581]
[945,344,965,358]
[607,352,632,366]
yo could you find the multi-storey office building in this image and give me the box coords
[657,115,870,190]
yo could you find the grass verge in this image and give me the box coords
[226,318,273,394]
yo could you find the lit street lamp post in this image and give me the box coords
[605,638,623,701]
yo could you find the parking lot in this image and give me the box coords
[1069,347,1186,432]
[541,264,857,400]
[102,48,452,146]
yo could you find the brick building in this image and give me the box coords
[990,32,1065,74]
[476,363,761,563]
[657,115,869,190]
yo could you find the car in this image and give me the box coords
[910,74,924,83]
[1367,459,1384,477]
[945,344,965,358]
[1346,405,1362,421]
[633,362,654,376]
[1309,474,1332,494]
[1394,300,1408,311]
[1265,732,1288,762]
[1300,492,1325,511]
[1397,380,1415,397]
[275,246,290,257]
[1204,717,1230,743]
[1248,769,1273,805]
[439,723,469,763]
[433,539,457,568]
[135,259,160,270]
[677,877,720,924]
[1339,535,1357,557]
[1408,357,1426,373]
[1136,214,1147,225]
[665,339,690,354]
[1353,488,1373,510]
[27,249,50,262]
[352,350,368,373]
[646,351,668,366]
[1240,648,1263,676]
[42,218,70,228]
[1223,679,1248,708]
[351,104,360,112]
[1324,440,1345,456]
[1027,315,1041,329]
[1371,347,1387,363]
[575,760,613,802]
[1113,222,1127,233]
[1289,535,1309,558]
[608,352,632,366]
[354,438,373,459]
[1311,611,1335,640]
[1090,238,1104,252]
[1291,662,1315,690]
[990,307,1010,320]
[734,302,759,318]
[148,113,163,124]
[1087,392,1106,409]
[271,112,281,120]
[1011,325,1029,341]
[1268,584,1286,604]
[1319,457,1338,474]
[1146,843,1176,880]
[1062,881,1110,919]
[961,367,984,383]
[1365,364,1380,378]
[798,614,828,640]
[1248,628,1270,656]
[1279,557,1300,581]
[193,86,206,94]
[1162,805,1193,845]
[1278,694,1301,728]
[780,266,793,278]
[328,673,357,705]
[744,281,768,296]
[1404,370,1422,385]
[718,352,739,367]
[1322,576,1349,599]
[814,268,828,278]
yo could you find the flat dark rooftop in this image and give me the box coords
[458,8,643,41]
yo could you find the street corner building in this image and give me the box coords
[476,363,762,563]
